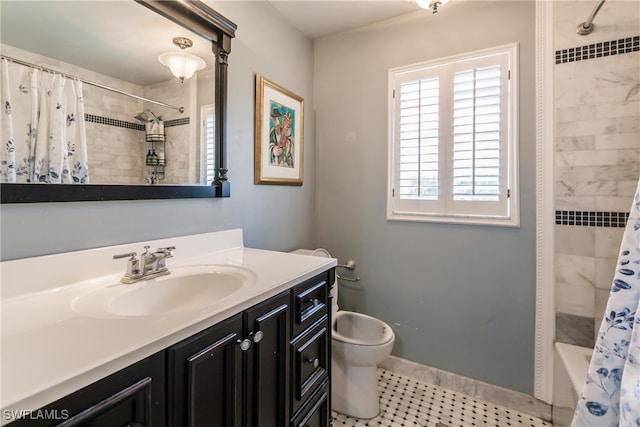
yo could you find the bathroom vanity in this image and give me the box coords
[0,230,335,426]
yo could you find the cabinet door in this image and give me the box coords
[167,314,243,427]
[7,353,164,427]
[244,291,290,427]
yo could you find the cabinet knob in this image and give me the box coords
[237,338,251,351]
[306,357,320,368]
[251,330,264,343]
[309,298,321,307]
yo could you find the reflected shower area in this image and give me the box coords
[0,1,216,186]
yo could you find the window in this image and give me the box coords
[200,104,216,185]
[387,44,519,226]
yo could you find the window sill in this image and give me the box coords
[386,211,520,228]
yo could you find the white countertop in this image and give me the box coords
[0,229,335,424]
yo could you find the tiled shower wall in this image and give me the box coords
[553,1,640,348]
[143,79,195,185]
[84,73,193,185]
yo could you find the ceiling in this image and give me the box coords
[269,0,423,39]
[0,0,431,86]
[0,1,215,86]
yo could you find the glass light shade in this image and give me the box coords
[158,51,206,81]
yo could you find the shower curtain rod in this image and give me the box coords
[1,55,185,114]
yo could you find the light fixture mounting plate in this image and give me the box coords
[172,37,194,50]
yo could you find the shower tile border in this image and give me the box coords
[85,114,190,131]
[85,113,143,131]
[555,210,629,228]
[379,355,552,422]
[555,35,639,64]
[166,117,190,127]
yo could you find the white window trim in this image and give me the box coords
[387,43,520,227]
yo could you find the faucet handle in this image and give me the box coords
[156,246,176,256]
[113,252,137,260]
[113,252,140,279]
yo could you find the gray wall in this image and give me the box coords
[313,1,536,393]
[1,0,538,396]
[0,1,316,260]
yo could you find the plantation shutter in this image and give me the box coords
[388,45,516,224]
[391,65,446,215]
[452,66,501,201]
[448,52,510,217]
[398,77,439,200]
[201,105,216,184]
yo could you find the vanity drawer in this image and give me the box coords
[290,315,329,416]
[291,270,333,338]
[290,378,330,427]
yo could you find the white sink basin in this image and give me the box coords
[72,265,255,318]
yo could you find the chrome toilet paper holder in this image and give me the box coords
[337,259,360,282]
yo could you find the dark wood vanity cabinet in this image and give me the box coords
[7,352,165,427]
[166,313,244,427]
[244,292,291,427]
[289,271,333,426]
[163,269,334,427]
[166,290,291,427]
[8,270,333,427]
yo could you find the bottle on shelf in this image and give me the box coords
[150,150,159,166]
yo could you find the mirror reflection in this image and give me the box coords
[1,1,216,186]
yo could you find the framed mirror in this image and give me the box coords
[0,0,236,203]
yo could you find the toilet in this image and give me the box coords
[294,248,395,419]
[331,309,395,418]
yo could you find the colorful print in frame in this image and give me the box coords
[254,74,303,185]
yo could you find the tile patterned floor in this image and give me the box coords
[331,369,553,427]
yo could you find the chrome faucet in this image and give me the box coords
[113,246,175,284]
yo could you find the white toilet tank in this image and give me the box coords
[291,248,339,319]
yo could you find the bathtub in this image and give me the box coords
[553,342,593,427]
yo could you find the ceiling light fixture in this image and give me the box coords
[415,0,450,14]
[158,37,206,83]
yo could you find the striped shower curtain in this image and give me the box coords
[1,58,89,183]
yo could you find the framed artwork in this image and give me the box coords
[254,74,304,185]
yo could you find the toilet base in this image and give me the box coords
[331,358,380,419]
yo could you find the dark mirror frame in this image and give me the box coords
[1,0,236,203]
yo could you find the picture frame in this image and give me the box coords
[254,74,304,185]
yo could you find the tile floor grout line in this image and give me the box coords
[331,368,552,427]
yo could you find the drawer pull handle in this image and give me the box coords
[251,330,264,343]
[306,357,320,368]
[237,338,251,351]
[309,298,321,307]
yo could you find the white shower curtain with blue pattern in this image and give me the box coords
[572,178,640,426]
[1,58,89,183]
